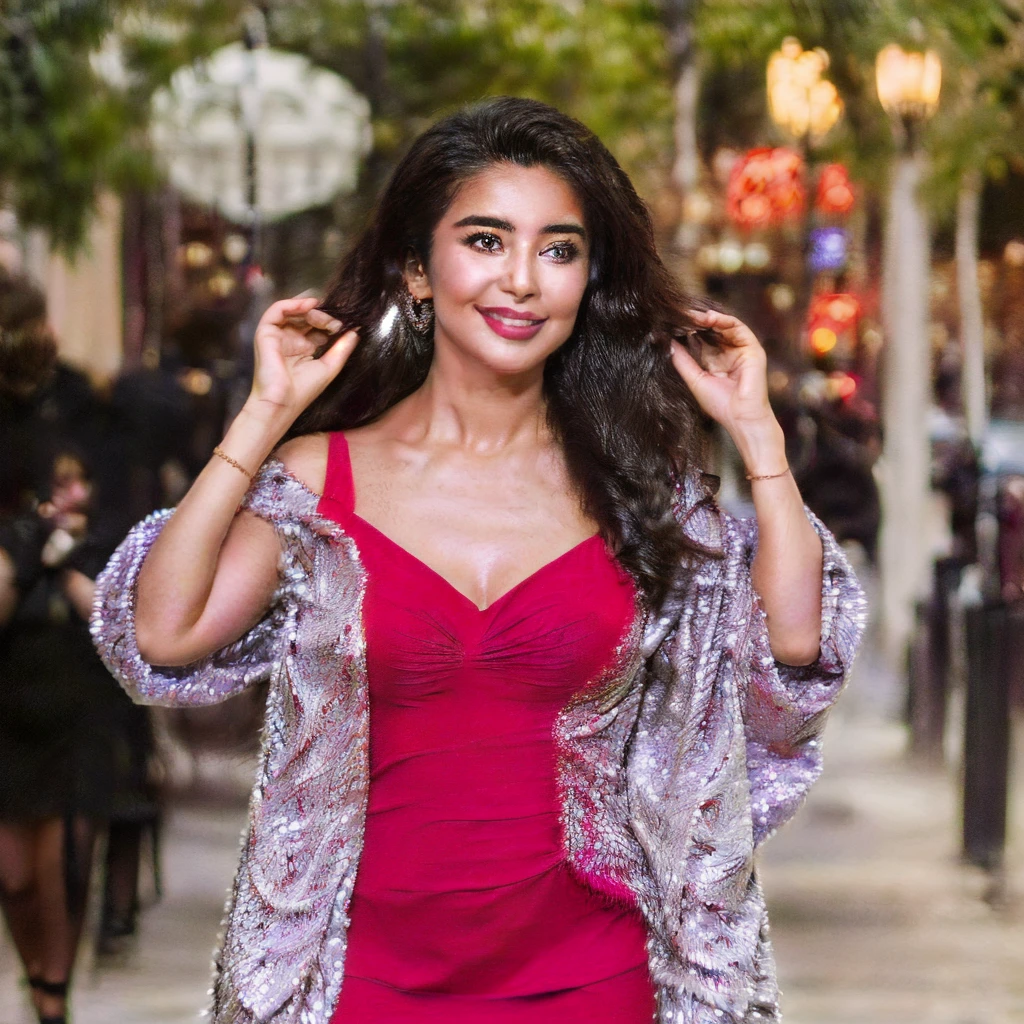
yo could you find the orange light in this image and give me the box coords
[810,327,838,354]
[815,163,855,216]
[829,372,858,399]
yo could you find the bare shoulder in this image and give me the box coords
[275,432,330,496]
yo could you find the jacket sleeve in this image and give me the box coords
[89,459,314,708]
[726,507,868,845]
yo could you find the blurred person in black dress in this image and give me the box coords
[0,271,151,1024]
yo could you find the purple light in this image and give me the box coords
[808,227,849,273]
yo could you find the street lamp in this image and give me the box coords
[767,38,843,147]
[875,44,942,147]
[766,38,843,363]
[875,42,942,662]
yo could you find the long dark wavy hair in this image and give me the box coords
[294,97,717,608]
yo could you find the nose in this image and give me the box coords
[501,243,537,301]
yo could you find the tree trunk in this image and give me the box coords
[879,153,934,662]
[956,169,987,444]
[662,0,702,293]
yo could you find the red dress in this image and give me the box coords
[321,432,655,1023]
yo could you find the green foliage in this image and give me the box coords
[0,0,140,249]
[916,0,1024,223]
[0,0,675,248]
[693,0,1024,217]
[269,0,675,198]
[8,0,1021,248]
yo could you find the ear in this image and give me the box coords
[402,252,432,301]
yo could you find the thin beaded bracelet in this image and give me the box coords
[745,466,791,482]
[212,446,253,480]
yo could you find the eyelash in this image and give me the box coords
[460,232,581,264]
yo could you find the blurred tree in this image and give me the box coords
[1,0,679,249]
[107,0,680,254]
[265,0,676,207]
[661,0,702,290]
[915,0,1024,440]
[693,0,894,188]
[0,0,151,250]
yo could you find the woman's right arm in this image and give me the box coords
[132,295,358,667]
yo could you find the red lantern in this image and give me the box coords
[726,147,806,229]
[806,292,860,355]
[815,163,855,216]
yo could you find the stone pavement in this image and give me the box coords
[0,796,248,1024]
[1,651,1022,1024]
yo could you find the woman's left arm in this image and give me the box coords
[671,309,822,665]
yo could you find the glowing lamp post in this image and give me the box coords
[765,39,844,363]
[767,38,843,148]
[875,42,942,661]
[875,44,942,138]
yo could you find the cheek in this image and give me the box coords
[542,266,589,321]
[430,249,493,305]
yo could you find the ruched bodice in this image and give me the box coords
[319,431,655,1022]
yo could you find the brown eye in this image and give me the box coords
[463,232,502,252]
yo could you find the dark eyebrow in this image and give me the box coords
[453,215,587,239]
[453,216,514,232]
[542,222,586,238]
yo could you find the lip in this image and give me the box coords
[475,305,548,341]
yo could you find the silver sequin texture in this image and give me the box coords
[90,459,867,1024]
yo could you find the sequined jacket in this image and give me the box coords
[90,456,866,1024]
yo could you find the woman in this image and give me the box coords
[92,98,866,1024]
[0,445,138,1024]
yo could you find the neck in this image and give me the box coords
[398,341,549,453]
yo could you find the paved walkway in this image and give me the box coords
[0,798,247,1024]
[2,646,1022,1023]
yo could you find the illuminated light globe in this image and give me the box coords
[717,238,745,274]
[767,38,844,144]
[808,226,849,273]
[683,190,714,224]
[815,163,855,216]
[151,43,372,223]
[726,147,806,229]
[743,242,772,271]
[768,283,796,311]
[806,292,860,357]
[876,44,942,122]
[698,243,721,271]
[810,327,838,355]
[1004,240,1024,267]
[827,371,859,400]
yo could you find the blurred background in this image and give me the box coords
[0,1,1023,1022]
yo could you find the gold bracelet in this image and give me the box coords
[746,466,791,482]
[212,446,253,480]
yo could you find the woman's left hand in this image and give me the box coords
[669,309,775,439]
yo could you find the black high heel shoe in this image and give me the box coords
[27,977,68,1024]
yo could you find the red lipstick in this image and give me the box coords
[475,305,548,341]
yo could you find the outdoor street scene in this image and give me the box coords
[2,2,1024,1023]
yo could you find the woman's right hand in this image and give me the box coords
[246,295,360,429]
[136,294,357,666]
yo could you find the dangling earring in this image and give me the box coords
[399,288,434,335]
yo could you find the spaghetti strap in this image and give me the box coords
[319,431,356,519]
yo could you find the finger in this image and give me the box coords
[690,309,757,348]
[263,295,320,327]
[304,308,345,335]
[316,328,361,378]
[670,339,710,392]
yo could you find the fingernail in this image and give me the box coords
[327,319,343,333]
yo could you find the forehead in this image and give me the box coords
[444,163,585,228]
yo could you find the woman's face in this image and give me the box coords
[409,163,591,377]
